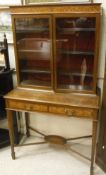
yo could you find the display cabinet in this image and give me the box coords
[11,3,101,93]
[5,4,101,175]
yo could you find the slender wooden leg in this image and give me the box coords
[90,120,98,175]
[25,112,30,137]
[7,110,15,160]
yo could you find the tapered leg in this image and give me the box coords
[25,112,30,137]
[90,120,98,175]
[7,110,15,159]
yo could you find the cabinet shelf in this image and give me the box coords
[21,69,51,74]
[21,80,51,87]
[58,27,95,33]
[59,71,93,78]
[18,49,50,53]
[60,50,94,55]
[58,84,91,90]
[16,27,48,33]
[18,49,94,55]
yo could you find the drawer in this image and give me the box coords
[7,100,48,112]
[7,100,96,119]
[49,105,95,119]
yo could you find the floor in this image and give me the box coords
[0,135,105,175]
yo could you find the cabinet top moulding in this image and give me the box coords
[9,3,101,15]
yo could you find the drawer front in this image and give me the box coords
[7,100,48,112]
[6,100,96,119]
[49,106,96,119]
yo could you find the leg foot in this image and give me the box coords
[25,112,30,137]
[7,110,15,160]
[90,120,98,175]
[11,151,15,160]
[90,165,93,175]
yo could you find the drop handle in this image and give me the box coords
[65,108,73,116]
[102,145,105,150]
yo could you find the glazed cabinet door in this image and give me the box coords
[53,14,99,93]
[13,15,53,89]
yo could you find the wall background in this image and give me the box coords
[0,0,106,138]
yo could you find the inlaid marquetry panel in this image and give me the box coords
[6,98,97,119]
[49,105,96,119]
[10,4,101,14]
[7,100,48,112]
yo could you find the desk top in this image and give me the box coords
[4,88,99,109]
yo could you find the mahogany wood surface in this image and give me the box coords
[4,4,101,175]
[5,88,99,119]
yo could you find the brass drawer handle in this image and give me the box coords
[65,108,74,116]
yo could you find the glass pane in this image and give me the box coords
[55,17,96,91]
[15,17,52,87]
